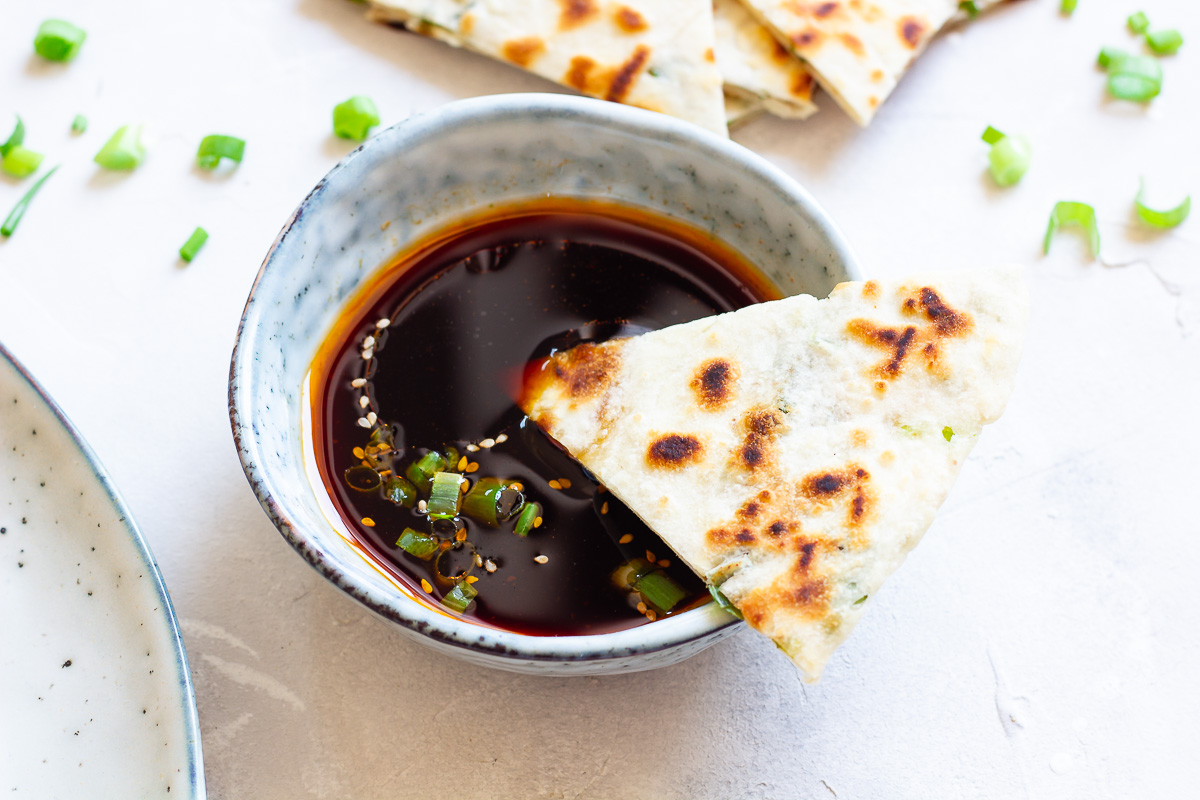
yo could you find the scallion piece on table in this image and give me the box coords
[396,528,439,560]
[1060,0,1077,15]
[513,501,541,537]
[1105,54,1163,101]
[1145,29,1183,55]
[1,165,59,238]
[2,145,44,179]
[1127,11,1150,34]
[1,116,25,158]
[1135,179,1191,228]
[980,126,1005,145]
[34,20,86,62]
[94,124,146,170]
[708,585,743,619]
[1097,47,1128,69]
[942,426,955,441]
[332,96,380,141]
[406,451,448,494]
[958,1,978,18]
[982,128,1032,187]
[427,471,465,519]
[635,570,687,612]
[462,477,524,526]
[70,114,87,134]
[179,227,209,262]
[384,476,418,508]
[1043,201,1100,258]
[196,134,245,170]
[441,580,478,613]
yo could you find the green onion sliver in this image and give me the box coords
[71,114,87,134]
[427,471,465,519]
[1135,180,1191,229]
[1,116,24,158]
[986,134,1032,187]
[980,126,1005,145]
[1146,29,1183,55]
[332,96,380,141]
[1106,54,1163,102]
[2,145,45,179]
[396,528,439,560]
[406,451,447,494]
[344,464,382,492]
[196,134,245,170]
[958,1,978,17]
[441,580,478,613]
[94,124,146,170]
[1059,0,1076,15]
[462,477,524,526]
[385,476,418,508]
[1127,11,1150,34]
[1097,47,1128,69]
[635,570,687,613]
[513,501,541,536]
[179,227,209,263]
[1043,201,1100,258]
[708,585,743,619]
[34,19,87,62]
[612,557,657,589]
[1,165,59,238]
[942,426,954,442]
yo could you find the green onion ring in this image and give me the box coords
[1043,201,1100,258]
[1135,179,1191,229]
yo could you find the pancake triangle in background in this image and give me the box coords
[714,0,818,120]
[366,0,728,136]
[520,268,1028,681]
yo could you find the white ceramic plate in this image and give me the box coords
[0,344,205,799]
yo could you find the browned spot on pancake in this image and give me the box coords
[862,280,880,298]
[740,575,831,628]
[691,358,737,410]
[814,1,839,17]
[734,406,784,472]
[560,0,598,29]
[735,528,757,544]
[459,13,475,35]
[797,465,874,537]
[904,287,973,336]
[871,69,885,82]
[646,433,704,469]
[705,47,715,62]
[758,489,772,501]
[606,45,651,102]
[565,56,595,91]
[772,39,792,62]
[839,32,865,56]
[769,520,798,539]
[868,96,880,108]
[899,16,926,48]
[738,500,761,520]
[792,28,822,49]
[797,540,817,569]
[548,341,621,401]
[851,429,869,447]
[848,286,973,382]
[791,69,815,98]
[614,6,648,32]
[502,37,545,67]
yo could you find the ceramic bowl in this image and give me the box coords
[229,93,860,675]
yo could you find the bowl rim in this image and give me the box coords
[229,92,862,665]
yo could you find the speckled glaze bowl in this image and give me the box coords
[229,93,860,675]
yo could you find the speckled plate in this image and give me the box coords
[0,343,205,799]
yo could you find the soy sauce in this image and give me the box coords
[312,202,779,635]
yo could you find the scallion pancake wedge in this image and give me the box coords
[714,0,818,120]
[366,0,727,136]
[520,268,1027,681]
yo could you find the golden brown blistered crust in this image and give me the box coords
[898,15,927,49]
[690,358,738,410]
[734,406,785,472]
[839,32,866,57]
[792,28,823,50]
[847,287,974,385]
[564,46,653,103]
[559,0,599,29]
[502,37,546,67]
[520,341,622,415]
[646,433,705,469]
[614,6,648,33]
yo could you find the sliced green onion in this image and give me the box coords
[343,464,382,492]
[513,501,541,536]
[1097,47,1128,69]
[986,134,1032,187]
[942,426,954,442]
[427,471,465,519]
[461,477,524,526]
[332,96,380,141]
[94,124,146,170]
[1135,179,1191,228]
[179,227,208,262]
[1,116,25,158]
[196,134,245,170]
[1,165,59,238]
[34,20,87,62]
[384,476,418,508]
[1043,201,1100,258]
[958,1,978,17]
[441,580,478,612]
[444,446,461,471]
[1145,29,1183,55]
[405,451,447,494]
[980,126,1005,145]
[1127,11,1149,34]
[634,570,687,613]
[2,145,45,178]
[71,114,87,134]
[396,528,439,560]
[853,595,869,605]
[1106,54,1163,101]
[1060,0,1077,15]
[611,557,656,589]
[708,585,743,619]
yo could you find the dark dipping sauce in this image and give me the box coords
[312,201,779,635]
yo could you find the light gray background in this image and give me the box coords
[2,0,1196,797]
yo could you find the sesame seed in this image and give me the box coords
[455,529,467,542]
[361,517,375,527]
[357,418,371,428]
[417,500,428,513]
[636,602,647,614]
[474,553,483,567]
[495,433,508,444]
[619,533,633,544]
[484,559,497,573]
[645,550,656,563]
[351,378,367,388]
[558,478,572,489]
[657,559,670,568]
[533,555,549,564]
[362,348,374,360]
[363,335,376,349]
[465,461,480,473]
[377,318,391,328]
[467,575,479,584]
[359,396,370,409]
[645,609,657,621]
[352,447,365,459]
[466,444,479,452]
[480,438,495,449]
[460,481,469,493]
[420,579,432,593]
[533,516,543,528]
[366,411,377,425]
[597,485,607,494]
[457,456,468,471]
[601,502,609,515]
[548,480,561,490]
[509,482,523,492]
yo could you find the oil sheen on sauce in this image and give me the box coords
[311,201,779,636]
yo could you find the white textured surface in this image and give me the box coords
[1,0,1197,797]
